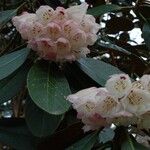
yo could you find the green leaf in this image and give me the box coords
[0,125,36,150]
[0,48,30,80]
[66,132,98,150]
[0,9,16,26]
[88,4,122,17]
[121,134,135,150]
[143,21,150,50]
[27,61,71,115]
[121,133,149,150]
[77,58,123,86]
[99,127,115,143]
[25,97,64,137]
[0,63,30,104]
[98,38,131,55]
[44,0,61,8]
[133,140,150,150]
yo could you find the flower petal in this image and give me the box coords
[96,91,122,118]
[81,14,100,33]
[67,2,88,23]
[36,5,54,24]
[53,7,68,23]
[67,87,102,117]
[71,29,86,49]
[62,20,79,38]
[35,38,57,60]
[45,22,61,40]
[122,89,150,115]
[12,12,37,30]
[56,37,71,58]
[106,74,132,100]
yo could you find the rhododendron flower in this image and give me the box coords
[82,114,108,132]
[67,87,102,117]
[122,85,150,116]
[95,89,122,118]
[67,87,110,132]
[12,12,37,31]
[106,74,132,101]
[67,74,150,132]
[12,3,100,61]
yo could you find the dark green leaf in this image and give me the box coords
[27,61,71,115]
[44,0,61,8]
[133,140,150,150]
[88,4,122,17]
[0,124,36,150]
[66,132,98,150]
[99,127,115,143]
[121,134,135,150]
[143,22,150,50]
[77,58,123,86]
[0,9,16,26]
[121,133,149,150]
[0,63,30,104]
[98,39,131,55]
[0,48,30,80]
[25,97,64,137]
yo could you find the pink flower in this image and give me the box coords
[12,3,100,61]
[82,114,108,132]
[45,22,61,40]
[34,38,57,60]
[12,12,37,30]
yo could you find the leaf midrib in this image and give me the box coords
[0,50,26,69]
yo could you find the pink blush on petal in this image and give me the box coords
[44,51,57,60]
[88,113,107,126]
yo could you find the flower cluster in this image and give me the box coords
[12,3,100,61]
[67,74,150,132]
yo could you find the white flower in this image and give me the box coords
[67,2,89,23]
[132,80,144,90]
[140,75,150,92]
[36,5,54,24]
[95,89,122,118]
[12,12,37,30]
[69,88,109,132]
[122,89,150,115]
[81,14,100,34]
[106,74,132,101]
[66,73,150,131]
[67,87,101,117]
